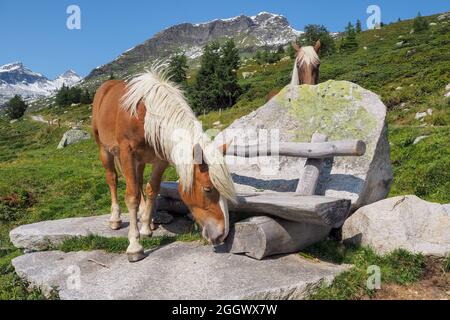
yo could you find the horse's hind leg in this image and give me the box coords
[139,160,168,237]
[99,147,122,230]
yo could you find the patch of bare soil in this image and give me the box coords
[369,256,449,300]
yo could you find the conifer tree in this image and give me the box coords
[5,95,28,120]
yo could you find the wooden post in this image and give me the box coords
[296,132,328,195]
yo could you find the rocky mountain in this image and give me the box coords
[0,62,82,106]
[85,12,302,87]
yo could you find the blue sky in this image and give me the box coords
[0,0,448,78]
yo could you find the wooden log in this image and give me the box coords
[227,139,366,159]
[226,216,332,260]
[296,133,328,195]
[159,182,351,228]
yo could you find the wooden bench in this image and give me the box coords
[158,133,366,259]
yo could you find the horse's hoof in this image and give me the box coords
[139,228,153,238]
[109,220,122,230]
[127,251,146,263]
[151,223,158,231]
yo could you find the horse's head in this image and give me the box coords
[292,40,321,85]
[178,143,234,245]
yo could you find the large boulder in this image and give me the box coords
[342,195,450,256]
[219,80,392,210]
[57,129,90,149]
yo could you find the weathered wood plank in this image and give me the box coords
[159,182,351,228]
[296,133,328,195]
[226,216,331,260]
[227,139,366,158]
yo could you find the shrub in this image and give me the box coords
[413,12,429,32]
[5,95,28,120]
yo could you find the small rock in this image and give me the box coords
[57,129,90,149]
[437,12,450,21]
[406,49,417,57]
[9,119,18,124]
[343,195,450,256]
[413,135,429,145]
[212,121,221,126]
[400,102,407,108]
[363,46,368,50]
[427,108,433,116]
[445,92,450,98]
[396,41,404,47]
[445,84,450,91]
[395,87,403,91]
[415,112,427,120]
[429,22,437,26]
[242,71,256,79]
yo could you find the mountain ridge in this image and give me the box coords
[84,12,302,87]
[0,62,82,106]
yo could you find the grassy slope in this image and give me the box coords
[0,13,449,299]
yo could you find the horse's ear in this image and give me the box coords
[218,139,233,156]
[314,40,321,53]
[291,41,301,52]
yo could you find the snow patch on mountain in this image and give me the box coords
[0,62,82,106]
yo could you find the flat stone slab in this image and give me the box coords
[12,242,349,300]
[10,214,194,251]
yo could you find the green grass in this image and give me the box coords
[0,249,50,300]
[444,255,450,273]
[301,240,426,300]
[57,233,203,253]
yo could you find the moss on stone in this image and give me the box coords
[275,81,377,160]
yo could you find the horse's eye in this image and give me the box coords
[203,186,213,193]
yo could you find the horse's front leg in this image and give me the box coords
[139,160,168,237]
[120,144,145,262]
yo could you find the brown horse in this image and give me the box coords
[291,40,321,85]
[92,62,236,262]
[266,40,321,102]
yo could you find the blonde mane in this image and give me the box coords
[291,46,320,85]
[121,61,236,202]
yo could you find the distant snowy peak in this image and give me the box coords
[0,62,82,105]
[52,69,83,88]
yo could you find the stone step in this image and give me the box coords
[12,242,350,300]
[10,214,194,251]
